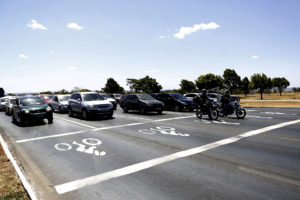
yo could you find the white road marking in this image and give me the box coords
[55,119,300,194]
[92,123,144,131]
[55,117,96,129]
[261,112,296,116]
[246,110,257,112]
[154,115,194,122]
[163,111,193,116]
[238,166,300,187]
[114,114,152,121]
[247,115,273,119]
[0,134,38,200]
[16,131,86,143]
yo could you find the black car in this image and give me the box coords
[120,94,164,114]
[155,93,196,112]
[12,96,53,125]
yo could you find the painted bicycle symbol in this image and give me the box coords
[138,126,189,137]
[54,138,106,157]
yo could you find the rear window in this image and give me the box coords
[58,96,70,101]
[82,93,104,101]
[137,94,155,100]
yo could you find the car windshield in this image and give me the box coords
[170,93,186,100]
[58,96,70,101]
[43,96,53,100]
[10,99,15,103]
[20,97,45,106]
[137,94,155,100]
[82,93,104,101]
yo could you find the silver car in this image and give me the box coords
[48,95,70,113]
[5,97,17,115]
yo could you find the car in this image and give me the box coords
[40,94,54,103]
[155,93,196,112]
[4,96,17,115]
[109,93,122,103]
[99,93,117,110]
[48,95,70,113]
[120,94,164,114]
[184,93,202,99]
[68,92,114,120]
[0,97,8,111]
[11,96,53,126]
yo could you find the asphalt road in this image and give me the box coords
[0,107,300,200]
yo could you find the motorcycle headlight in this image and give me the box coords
[46,107,52,112]
[23,109,30,114]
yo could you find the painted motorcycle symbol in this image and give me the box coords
[138,126,189,137]
[54,138,106,157]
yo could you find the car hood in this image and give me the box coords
[142,100,163,105]
[179,99,194,104]
[21,104,48,110]
[83,100,112,106]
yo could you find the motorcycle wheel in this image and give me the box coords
[236,108,246,119]
[208,109,219,120]
[196,108,203,119]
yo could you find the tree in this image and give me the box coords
[40,91,52,94]
[179,79,196,93]
[250,73,270,100]
[126,76,162,93]
[195,73,223,91]
[102,78,124,94]
[79,89,91,92]
[272,77,290,96]
[240,77,250,97]
[223,69,241,94]
[56,89,69,94]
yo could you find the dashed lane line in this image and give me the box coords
[16,115,194,143]
[55,119,300,194]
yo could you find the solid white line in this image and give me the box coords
[55,117,96,129]
[54,119,300,194]
[114,114,152,121]
[0,134,38,200]
[16,131,86,143]
[92,123,144,131]
[153,115,194,122]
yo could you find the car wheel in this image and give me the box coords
[48,115,53,124]
[123,107,128,113]
[82,109,89,120]
[17,114,24,126]
[68,107,73,117]
[12,114,16,123]
[157,110,163,115]
[58,106,62,113]
[140,107,146,115]
[174,105,181,112]
[108,111,113,119]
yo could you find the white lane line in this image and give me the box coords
[55,117,96,129]
[55,119,300,194]
[163,111,193,116]
[114,114,152,121]
[154,115,194,122]
[0,134,38,200]
[247,115,273,119]
[16,131,86,143]
[16,116,195,143]
[238,166,300,187]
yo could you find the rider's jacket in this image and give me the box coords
[221,94,230,105]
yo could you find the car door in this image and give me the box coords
[74,94,82,112]
[51,96,58,110]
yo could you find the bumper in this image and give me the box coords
[146,106,164,112]
[89,108,113,116]
[21,112,53,121]
[181,104,196,111]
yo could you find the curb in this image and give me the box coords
[0,133,38,200]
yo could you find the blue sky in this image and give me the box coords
[0,0,299,93]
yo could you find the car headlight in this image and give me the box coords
[46,107,52,112]
[23,109,30,114]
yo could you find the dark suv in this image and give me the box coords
[120,94,164,114]
[155,93,196,112]
[12,96,53,125]
[68,92,113,119]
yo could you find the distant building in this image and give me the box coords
[0,88,4,97]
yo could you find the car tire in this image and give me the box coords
[12,114,16,123]
[157,110,163,115]
[17,115,24,126]
[48,115,53,124]
[140,107,146,115]
[68,107,73,117]
[108,111,113,119]
[174,105,181,112]
[58,106,62,113]
[82,109,89,120]
[123,107,128,113]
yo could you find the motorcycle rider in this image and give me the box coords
[220,89,231,116]
[193,89,208,107]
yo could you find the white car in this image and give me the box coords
[4,96,17,115]
[0,97,8,111]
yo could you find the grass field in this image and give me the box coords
[0,144,29,200]
[237,92,300,107]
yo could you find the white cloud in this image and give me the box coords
[19,54,28,59]
[174,22,220,39]
[67,22,84,30]
[19,65,29,70]
[159,35,166,39]
[49,51,54,55]
[67,66,77,70]
[251,56,260,59]
[145,70,157,73]
[27,19,48,30]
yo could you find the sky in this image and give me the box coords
[0,0,299,93]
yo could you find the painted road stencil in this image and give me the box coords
[139,127,189,137]
[54,138,106,157]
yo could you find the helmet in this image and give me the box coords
[224,89,229,94]
[202,89,207,94]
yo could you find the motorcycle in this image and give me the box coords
[194,98,219,120]
[217,100,246,119]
